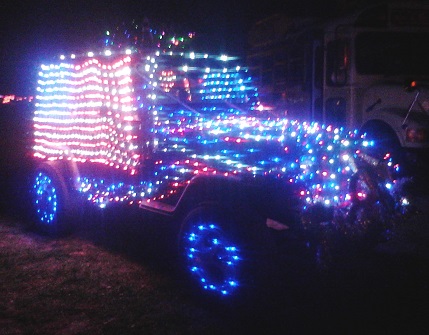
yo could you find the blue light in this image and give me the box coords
[183,222,241,296]
[33,172,58,225]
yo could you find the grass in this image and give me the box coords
[2,209,429,334]
[0,217,229,335]
[1,103,429,334]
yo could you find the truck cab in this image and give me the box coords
[248,2,429,175]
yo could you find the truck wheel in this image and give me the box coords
[347,167,396,240]
[32,163,72,236]
[178,206,243,298]
[361,124,406,178]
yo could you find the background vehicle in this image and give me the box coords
[247,2,429,176]
[31,28,410,300]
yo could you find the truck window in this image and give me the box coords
[314,45,323,90]
[325,97,346,125]
[326,40,349,86]
[355,32,429,75]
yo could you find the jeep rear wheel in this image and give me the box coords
[32,163,73,236]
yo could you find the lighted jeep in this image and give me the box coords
[31,45,409,299]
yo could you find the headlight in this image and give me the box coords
[406,128,427,143]
[422,100,429,112]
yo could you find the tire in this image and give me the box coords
[178,206,245,299]
[361,124,406,178]
[346,167,396,241]
[32,163,74,236]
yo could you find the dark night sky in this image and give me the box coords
[0,0,356,95]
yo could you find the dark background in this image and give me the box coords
[0,0,378,96]
[1,3,429,333]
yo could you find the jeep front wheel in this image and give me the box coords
[178,206,243,298]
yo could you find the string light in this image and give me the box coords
[31,21,409,298]
[34,38,403,217]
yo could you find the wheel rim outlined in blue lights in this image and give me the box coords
[184,222,241,296]
[34,172,58,225]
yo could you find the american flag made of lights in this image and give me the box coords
[34,53,141,175]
